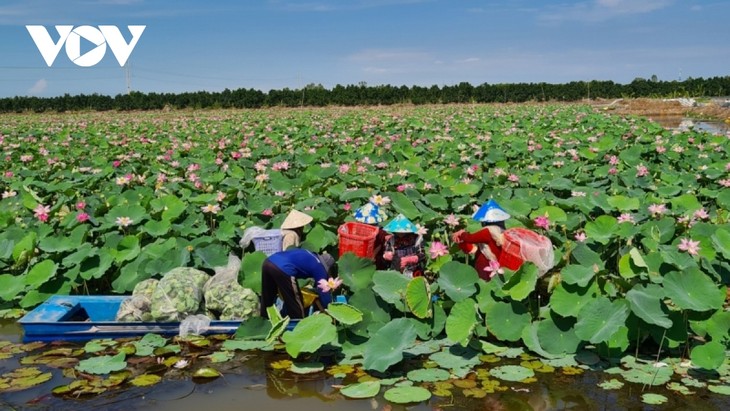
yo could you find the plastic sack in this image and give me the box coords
[179,314,211,338]
[203,254,260,320]
[115,279,159,322]
[150,267,210,321]
[501,228,555,277]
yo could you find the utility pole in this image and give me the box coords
[125,63,132,94]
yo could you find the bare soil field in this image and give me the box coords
[589,97,730,122]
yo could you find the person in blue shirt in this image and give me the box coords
[260,248,336,319]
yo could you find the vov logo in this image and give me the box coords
[26,25,146,67]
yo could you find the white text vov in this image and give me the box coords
[26,25,146,67]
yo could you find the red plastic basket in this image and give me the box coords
[338,222,379,259]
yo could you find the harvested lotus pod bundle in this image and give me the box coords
[150,267,210,322]
[115,278,159,321]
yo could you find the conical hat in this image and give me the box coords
[383,214,418,233]
[472,199,511,222]
[353,202,387,224]
[281,209,313,229]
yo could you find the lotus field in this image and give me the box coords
[1,105,729,401]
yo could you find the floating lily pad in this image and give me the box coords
[383,385,432,404]
[290,362,324,374]
[338,380,382,400]
[598,379,624,390]
[641,393,667,405]
[130,373,162,387]
[708,385,730,395]
[76,352,127,375]
[406,368,451,382]
[193,367,221,379]
[489,365,535,382]
[222,339,271,351]
[0,367,52,393]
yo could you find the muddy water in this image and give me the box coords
[648,116,730,135]
[2,320,729,411]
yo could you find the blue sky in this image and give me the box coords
[0,0,728,98]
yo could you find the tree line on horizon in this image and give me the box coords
[0,76,728,113]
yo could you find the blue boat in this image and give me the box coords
[18,295,298,343]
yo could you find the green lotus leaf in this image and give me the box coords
[663,268,725,311]
[622,363,672,386]
[641,393,668,405]
[536,314,581,355]
[241,251,266,293]
[363,318,418,372]
[690,341,726,370]
[0,367,52,393]
[607,195,640,211]
[340,380,381,399]
[205,351,234,363]
[626,284,672,328]
[266,316,289,344]
[193,367,221,379]
[390,192,420,219]
[290,362,324,374]
[489,365,535,382]
[711,228,730,260]
[598,379,624,390]
[437,261,479,302]
[575,297,629,344]
[194,243,228,268]
[372,270,409,312]
[485,301,531,342]
[560,264,595,288]
[502,263,538,301]
[24,259,58,288]
[222,339,271,351]
[570,243,604,268]
[326,302,363,325]
[143,219,171,237]
[0,274,26,302]
[130,373,162,387]
[708,385,730,395]
[75,352,127,375]
[337,253,376,292]
[405,276,431,319]
[445,298,478,346]
[234,316,272,340]
[530,206,567,222]
[83,339,118,354]
[671,194,701,213]
[690,309,730,343]
[281,314,336,358]
[407,367,451,382]
[584,215,618,245]
[383,385,432,404]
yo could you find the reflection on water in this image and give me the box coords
[648,116,730,135]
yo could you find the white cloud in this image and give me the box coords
[539,0,673,23]
[28,78,47,95]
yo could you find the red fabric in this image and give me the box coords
[458,227,502,281]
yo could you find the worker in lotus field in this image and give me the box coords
[280,209,313,250]
[452,199,509,281]
[382,214,426,278]
[352,200,390,269]
[260,248,336,319]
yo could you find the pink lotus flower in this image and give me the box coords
[617,213,635,224]
[343,202,351,211]
[34,204,51,222]
[112,160,121,168]
[636,164,649,177]
[261,208,273,217]
[693,208,709,220]
[574,232,587,242]
[397,184,406,192]
[4,171,13,178]
[648,204,666,216]
[201,204,221,214]
[483,260,504,279]
[76,212,89,223]
[678,238,701,255]
[76,201,86,210]
[429,241,449,259]
[416,224,428,236]
[443,214,460,227]
[338,164,350,174]
[534,215,550,229]
[508,174,519,182]
[317,277,343,293]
